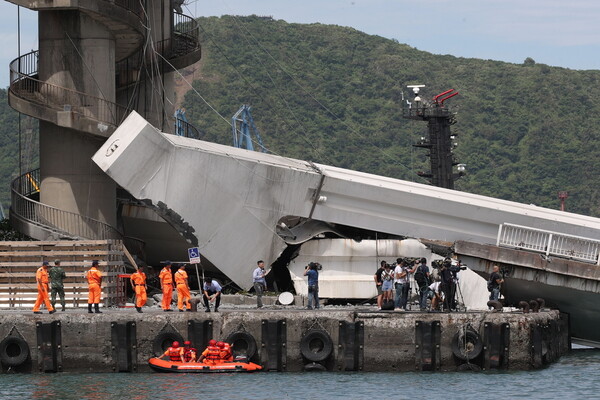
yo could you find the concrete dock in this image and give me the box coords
[0,305,569,373]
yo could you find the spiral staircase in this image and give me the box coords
[6,0,202,255]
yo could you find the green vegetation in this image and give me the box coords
[185,16,600,216]
[0,88,38,212]
[0,16,598,219]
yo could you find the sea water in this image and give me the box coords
[0,349,597,400]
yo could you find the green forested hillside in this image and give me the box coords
[184,16,600,216]
[0,88,38,214]
[0,16,599,219]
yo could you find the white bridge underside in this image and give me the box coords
[94,112,600,294]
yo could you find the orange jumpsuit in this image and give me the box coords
[130,270,147,307]
[33,266,54,312]
[175,269,191,311]
[159,267,173,310]
[86,266,102,304]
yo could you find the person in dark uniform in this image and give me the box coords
[374,260,386,310]
[488,265,504,302]
[440,259,456,311]
[49,260,67,312]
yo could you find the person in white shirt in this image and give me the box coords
[252,260,268,308]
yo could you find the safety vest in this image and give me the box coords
[168,347,182,362]
[205,345,221,361]
[220,345,233,361]
[184,348,197,362]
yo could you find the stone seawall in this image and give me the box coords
[0,309,569,373]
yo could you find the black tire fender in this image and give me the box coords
[456,363,482,372]
[0,336,30,367]
[451,330,483,361]
[304,362,327,372]
[300,329,333,362]
[152,331,184,356]
[225,331,257,359]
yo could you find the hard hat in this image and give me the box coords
[216,341,225,348]
[172,341,180,348]
[184,341,191,346]
[208,339,217,346]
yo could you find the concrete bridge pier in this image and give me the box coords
[38,9,117,227]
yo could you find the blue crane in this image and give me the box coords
[232,105,267,152]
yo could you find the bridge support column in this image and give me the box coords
[39,122,117,228]
[36,9,117,229]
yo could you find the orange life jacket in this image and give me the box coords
[184,348,197,362]
[205,345,221,361]
[168,347,182,362]
[220,345,233,361]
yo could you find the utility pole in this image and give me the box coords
[403,85,463,190]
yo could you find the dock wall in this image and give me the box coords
[0,310,569,373]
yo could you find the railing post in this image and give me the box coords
[546,234,552,256]
[496,224,503,246]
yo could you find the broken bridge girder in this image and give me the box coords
[93,111,600,290]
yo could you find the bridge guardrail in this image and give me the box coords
[9,51,130,130]
[11,169,122,240]
[497,223,600,265]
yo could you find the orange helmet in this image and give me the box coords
[208,339,217,346]
[172,341,180,348]
[184,341,191,347]
[216,341,225,348]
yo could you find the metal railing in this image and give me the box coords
[171,116,203,139]
[11,169,122,240]
[116,11,201,88]
[111,0,144,18]
[9,51,130,130]
[497,223,600,265]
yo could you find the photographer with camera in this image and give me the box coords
[439,258,467,311]
[394,258,416,311]
[304,262,321,310]
[488,265,504,303]
[413,258,431,311]
[439,258,457,311]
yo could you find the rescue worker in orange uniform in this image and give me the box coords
[198,339,221,364]
[218,341,233,362]
[183,341,197,363]
[130,266,147,313]
[33,261,55,314]
[174,264,191,312]
[159,341,184,363]
[159,261,174,312]
[86,260,103,314]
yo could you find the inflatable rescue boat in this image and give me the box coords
[148,357,263,373]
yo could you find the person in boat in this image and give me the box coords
[183,340,197,363]
[198,339,222,364]
[159,341,184,363]
[218,341,233,362]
